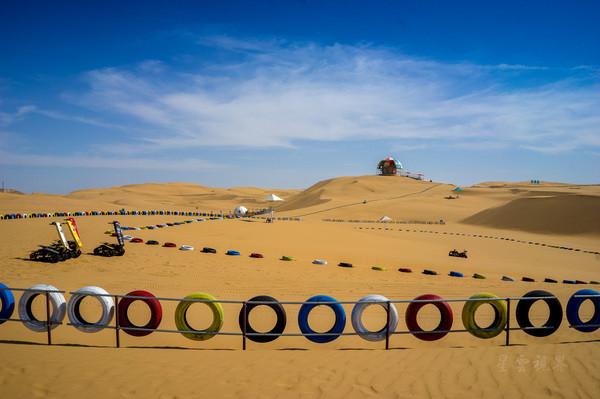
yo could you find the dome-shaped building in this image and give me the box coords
[377,156,403,176]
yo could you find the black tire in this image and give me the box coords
[239,295,286,343]
[516,290,562,337]
[114,245,125,256]
[93,245,113,257]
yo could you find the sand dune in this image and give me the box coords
[1,176,599,398]
[463,195,600,235]
[1,182,299,214]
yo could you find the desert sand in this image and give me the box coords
[1,175,599,399]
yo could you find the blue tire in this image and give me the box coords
[298,295,346,343]
[567,289,600,333]
[0,283,15,325]
[449,271,464,278]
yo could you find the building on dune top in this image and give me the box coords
[377,156,403,176]
[377,156,424,180]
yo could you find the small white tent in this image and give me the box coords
[264,193,284,202]
[234,206,248,217]
[264,194,284,222]
[379,216,392,223]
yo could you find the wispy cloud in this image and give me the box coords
[0,150,222,171]
[60,38,598,154]
[0,105,36,126]
[492,63,550,71]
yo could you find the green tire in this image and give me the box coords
[462,293,507,339]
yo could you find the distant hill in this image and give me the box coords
[0,182,299,213]
[2,178,600,236]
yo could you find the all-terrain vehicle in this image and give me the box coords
[29,221,80,263]
[93,221,125,257]
[29,243,66,263]
[449,249,468,258]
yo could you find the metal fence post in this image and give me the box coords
[505,298,511,346]
[241,302,247,351]
[114,295,120,348]
[385,301,391,350]
[45,291,52,345]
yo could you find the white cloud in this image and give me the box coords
[4,37,597,157]
[71,39,599,153]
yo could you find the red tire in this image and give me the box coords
[117,290,162,337]
[405,294,453,341]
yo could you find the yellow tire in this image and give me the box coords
[371,266,386,271]
[462,293,507,339]
[175,292,224,341]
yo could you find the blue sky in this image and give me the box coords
[1,1,599,193]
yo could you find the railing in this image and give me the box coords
[1,287,598,350]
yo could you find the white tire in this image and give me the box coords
[18,284,66,332]
[351,294,398,341]
[67,286,114,333]
[179,245,194,251]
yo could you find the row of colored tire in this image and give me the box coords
[1,283,598,343]
[419,269,598,285]
[119,217,224,231]
[97,235,600,284]
[1,211,226,220]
